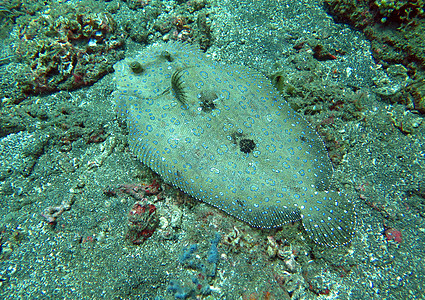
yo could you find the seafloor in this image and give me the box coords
[0,0,424,299]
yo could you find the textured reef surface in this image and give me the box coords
[1,0,424,299]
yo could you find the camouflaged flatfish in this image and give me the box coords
[113,41,355,247]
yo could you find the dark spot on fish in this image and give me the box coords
[239,138,255,154]
[300,136,309,142]
[236,199,245,207]
[199,91,217,112]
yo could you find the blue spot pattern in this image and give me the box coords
[112,41,356,247]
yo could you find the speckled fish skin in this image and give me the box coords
[113,41,355,247]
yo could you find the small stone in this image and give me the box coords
[412,117,423,128]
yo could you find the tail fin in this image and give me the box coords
[301,190,356,247]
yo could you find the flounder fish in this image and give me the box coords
[113,41,355,247]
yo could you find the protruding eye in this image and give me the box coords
[129,61,144,74]
[160,50,173,62]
